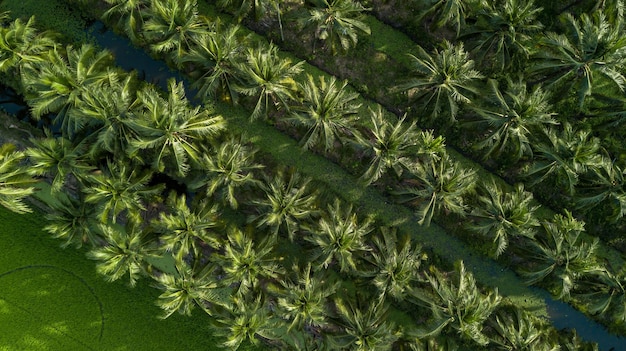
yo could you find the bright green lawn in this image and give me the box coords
[0,206,260,351]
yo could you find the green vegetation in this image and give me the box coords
[1,0,624,349]
[0,205,261,350]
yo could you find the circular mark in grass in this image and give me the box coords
[0,265,105,350]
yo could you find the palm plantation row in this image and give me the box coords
[361,0,626,244]
[76,0,626,335]
[0,10,601,350]
[184,0,626,333]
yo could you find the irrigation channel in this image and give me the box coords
[86,20,626,351]
[0,17,622,350]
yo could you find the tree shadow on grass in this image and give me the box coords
[0,265,104,350]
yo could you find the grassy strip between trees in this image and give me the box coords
[0,203,261,351]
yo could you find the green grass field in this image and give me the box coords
[0,205,261,351]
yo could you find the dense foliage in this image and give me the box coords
[1,0,625,349]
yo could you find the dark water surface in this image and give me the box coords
[533,288,625,351]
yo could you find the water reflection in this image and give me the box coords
[88,22,195,99]
[531,288,626,351]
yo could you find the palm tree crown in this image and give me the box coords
[524,123,605,196]
[301,0,371,54]
[470,181,540,258]
[360,228,426,303]
[522,211,603,299]
[276,262,337,331]
[143,0,208,64]
[22,44,116,138]
[151,193,222,264]
[394,154,477,226]
[196,135,263,209]
[411,261,502,346]
[463,0,544,73]
[235,43,303,121]
[304,198,372,273]
[249,168,319,240]
[131,79,226,176]
[154,261,224,319]
[183,21,247,103]
[398,41,483,125]
[0,143,35,214]
[358,107,445,185]
[0,15,55,78]
[288,74,361,154]
[530,10,626,108]
[103,0,149,42]
[87,222,156,287]
[467,79,558,164]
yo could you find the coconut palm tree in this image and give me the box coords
[393,154,477,226]
[462,0,543,73]
[195,135,264,209]
[470,181,540,258]
[558,329,600,351]
[43,193,101,249]
[103,0,149,42]
[275,262,337,331]
[489,305,560,351]
[83,159,164,224]
[466,79,558,164]
[590,0,625,23]
[0,15,55,79]
[524,123,605,196]
[151,193,222,264]
[22,44,117,138]
[235,43,303,121]
[300,0,371,54]
[397,41,483,125]
[416,0,476,37]
[0,143,36,214]
[217,226,284,296]
[131,79,226,176]
[216,0,286,40]
[154,261,226,319]
[577,269,626,324]
[411,261,502,346]
[76,75,142,159]
[212,292,282,350]
[217,0,276,22]
[330,298,399,351]
[248,168,319,240]
[529,10,626,109]
[304,198,373,273]
[183,21,247,103]
[358,106,445,185]
[574,158,626,223]
[26,134,93,193]
[282,329,331,351]
[405,337,459,351]
[522,211,603,299]
[87,222,157,287]
[359,228,426,303]
[287,74,361,154]
[143,0,208,64]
